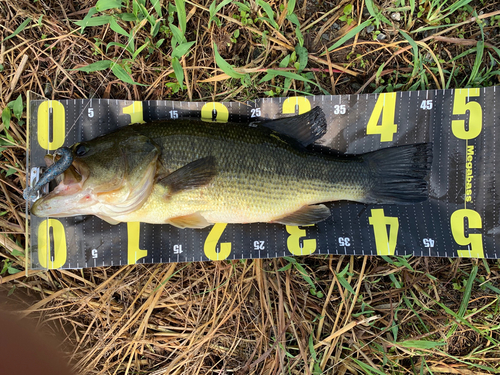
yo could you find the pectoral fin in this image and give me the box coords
[167,212,211,229]
[273,204,331,226]
[158,156,217,195]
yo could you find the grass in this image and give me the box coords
[1,0,500,374]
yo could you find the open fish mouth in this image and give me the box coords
[31,156,92,217]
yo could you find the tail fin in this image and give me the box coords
[364,143,433,204]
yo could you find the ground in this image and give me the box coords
[1,0,500,374]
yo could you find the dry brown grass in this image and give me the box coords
[1,0,500,374]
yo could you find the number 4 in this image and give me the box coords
[366,93,397,142]
[369,209,399,255]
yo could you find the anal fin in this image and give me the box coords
[96,215,121,225]
[167,212,211,229]
[273,204,331,226]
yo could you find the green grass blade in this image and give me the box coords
[256,0,279,29]
[468,41,484,86]
[351,358,387,375]
[75,15,112,28]
[12,95,23,120]
[111,63,147,86]
[175,0,187,34]
[132,43,149,60]
[172,41,195,59]
[447,264,479,338]
[73,60,113,72]
[442,0,473,17]
[5,18,32,41]
[95,0,124,12]
[213,43,245,79]
[399,30,420,79]
[215,0,233,13]
[109,17,130,37]
[172,57,185,88]
[106,42,132,54]
[325,19,372,53]
[169,23,186,46]
[152,0,162,16]
[1,107,11,130]
[365,0,391,27]
[286,14,304,46]
[397,340,445,349]
[260,69,328,95]
[295,45,308,72]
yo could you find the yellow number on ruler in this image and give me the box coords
[38,219,67,269]
[201,102,229,122]
[123,101,145,124]
[204,223,231,260]
[366,93,397,142]
[452,89,482,140]
[368,209,399,255]
[282,97,311,115]
[450,209,484,258]
[127,222,148,264]
[37,101,65,150]
[286,225,317,255]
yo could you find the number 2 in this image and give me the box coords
[204,223,231,260]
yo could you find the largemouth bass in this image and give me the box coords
[31,108,432,228]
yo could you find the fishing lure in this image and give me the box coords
[24,147,73,202]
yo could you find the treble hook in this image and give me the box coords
[24,147,74,202]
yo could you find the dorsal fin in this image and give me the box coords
[255,107,327,146]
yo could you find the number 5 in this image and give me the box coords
[452,89,482,140]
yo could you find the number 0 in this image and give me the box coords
[38,219,67,269]
[37,101,65,150]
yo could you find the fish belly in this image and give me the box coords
[113,157,369,225]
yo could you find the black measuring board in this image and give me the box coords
[25,87,500,270]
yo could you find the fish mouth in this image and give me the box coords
[31,157,92,217]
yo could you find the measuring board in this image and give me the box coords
[25,87,500,270]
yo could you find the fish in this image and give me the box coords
[30,107,432,228]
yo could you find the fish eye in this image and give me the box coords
[74,143,89,157]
